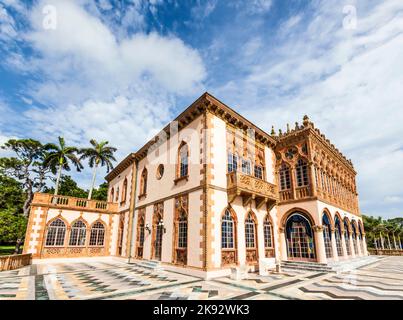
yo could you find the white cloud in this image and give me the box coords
[0,3,17,40]
[9,0,205,106]
[215,0,403,218]
[0,0,206,189]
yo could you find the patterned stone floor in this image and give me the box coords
[1,256,402,300]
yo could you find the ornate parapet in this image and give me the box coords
[226,172,278,209]
[31,193,118,213]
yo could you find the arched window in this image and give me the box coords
[296,158,309,187]
[140,168,148,196]
[122,178,128,203]
[221,208,237,265]
[222,209,235,249]
[286,213,316,261]
[352,222,358,255]
[69,220,87,246]
[334,217,343,256]
[279,163,291,190]
[115,187,119,202]
[89,222,105,246]
[45,219,66,246]
[241,159,251,175]
[264,215,274,257]
[245,212,258,263]
[322,213,333,258]
[178,210,187,249]
[227,152,238,173]
[245,213,256,248]
[178,143,189,178]
[110,188,114,202]
[344,219,351,255]
[136,209,145,258]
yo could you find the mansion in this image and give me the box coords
[23,93,368,278]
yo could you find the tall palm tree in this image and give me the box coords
[44,137,83,196]
[79,140,117,200]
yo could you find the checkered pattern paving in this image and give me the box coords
[1,257,402,300]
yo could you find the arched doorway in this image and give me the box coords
[152,203,164,261]
[334,216,344,257]
[322,212,333,259]
[285,212,316,261]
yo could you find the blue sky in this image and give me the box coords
[1,0,403,219]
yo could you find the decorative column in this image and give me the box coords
[290,168,297,200]
[330,229,339,262]
[279,227,288,261]
[341,232,348,259]
[362,233,368,256]
[356,235,362,256]
[313,226,327,264]
[309,163,317,197]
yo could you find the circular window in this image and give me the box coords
[156,164,164,180]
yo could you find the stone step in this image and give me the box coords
[282,261,329,268]
[281,266,333,273]
[135,260,163,270]
[281,261,333,272]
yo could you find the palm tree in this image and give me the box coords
[44,137,83,196]
[79,140,117,200]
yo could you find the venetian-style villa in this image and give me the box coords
[23,93,367,278]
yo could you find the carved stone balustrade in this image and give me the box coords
[31,193,118,213]
[227,172,278,210]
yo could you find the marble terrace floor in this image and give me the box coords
[1,256,403,300]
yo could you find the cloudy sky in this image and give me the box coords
[0,0,402,219]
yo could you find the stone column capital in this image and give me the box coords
[313,225,323,232]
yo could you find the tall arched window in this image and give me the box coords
[45,218,66,246]
[322,213,333,258]
[286,213,316,261]
[279,163,291,190]
[227,152,238,173]
[136,209,145,258]
[296,158,309,187]
[110,188,114,202]
[222,209,235,249]
[221,209,237,265]
[178,210,188,249]
[264,215,274,257]
[178,143,189,178]
[344,220,351,255]
[140,168,148,196]
[334,217,343,256]
[115,187,119,202]
[174,196,188,265]
[69,220,87,246]
[352,222,359,255]
[122,178,128,203]
[89,221,105,246]
[245,212,258,263]
[245,213,256,248]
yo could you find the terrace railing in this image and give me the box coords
[31,193,118,213]
[0,253,32,271]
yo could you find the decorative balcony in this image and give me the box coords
[31,193,118,213]
[226,172,278,209]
